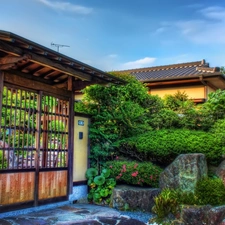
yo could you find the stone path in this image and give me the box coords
[0,204,146,225]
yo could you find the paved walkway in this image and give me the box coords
[0,203,146,225]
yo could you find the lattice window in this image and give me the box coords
[0,86,37,169]
[0,86,69,170]
[40,95,69,168]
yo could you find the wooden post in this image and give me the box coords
[67,77,74,195]
[0,71,4,130]
[34,91,42,206]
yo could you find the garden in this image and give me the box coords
[75,71,225,224]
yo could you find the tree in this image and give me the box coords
[75,73,163,168]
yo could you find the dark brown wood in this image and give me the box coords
[0,40,22,56]
[34,91,41,206]
[0,71,4,129]
[4,71,71,98]
[145,78,201,87]
[0,40,92,81]
[68,92,75,195]
[68,76,73,91]
[24,51,92,81]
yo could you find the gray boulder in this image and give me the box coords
[159,153,207,192]
[216,160,225,186]
[111,185,160,212]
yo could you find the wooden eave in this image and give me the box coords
[144,73,225,90]
[0,30,125,92]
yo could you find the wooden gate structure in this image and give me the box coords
[0,31,124,212]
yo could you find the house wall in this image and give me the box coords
[75,94,83,101]
[73,116,90,182]
[150,85,205,99]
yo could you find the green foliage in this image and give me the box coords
[119,129,224,165]
[149,108,180,129]
[163,91,193,113]
[203,89,225,120]
[106,160,162,187]
[210,118,225,153]
[152,189,180,220]
[75,74,163,168]
[86,168,116,204]
[0,150,7,168]
[195,178,225,206]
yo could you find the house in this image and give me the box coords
[0,30,124,212]
[117,60,225,103]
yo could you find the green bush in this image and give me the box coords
[195,178,225,206]
[106,160,163,187]
[120,129,224,165]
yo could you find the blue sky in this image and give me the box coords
[0,0,225,71]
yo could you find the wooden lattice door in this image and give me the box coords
[0,85,69,209]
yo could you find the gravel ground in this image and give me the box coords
[118,210,155,224]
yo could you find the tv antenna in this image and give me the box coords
[51,42,70,52]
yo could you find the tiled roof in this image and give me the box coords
[118,60,221,82]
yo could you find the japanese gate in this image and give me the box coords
[0,31,124,212]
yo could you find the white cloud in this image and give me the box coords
[37,0,92,14]
[108,54,118,58]
[158,6,225,44]
[154,27,166,34]
[199,6,225,21]
[120,57,156,70]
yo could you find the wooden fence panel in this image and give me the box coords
[0,172,35,205]
[38,170,67,200]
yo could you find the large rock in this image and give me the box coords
[180,205,225,225]
[111,185,160,212]
[216,160,225,186]
[159,153,207,192]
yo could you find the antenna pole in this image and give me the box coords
[51,42,70,52]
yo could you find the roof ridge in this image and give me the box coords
[117,60,204,73]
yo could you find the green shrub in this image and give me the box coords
[152,189,180,222]
[152,188,200,223]
[119,129,224,165]
[195,178,225,206]
[106,160,163,187]
[86,168,116,204]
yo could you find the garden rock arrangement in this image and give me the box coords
[112,185,160,212]
[159,153,208,192]
[175,205,225,225]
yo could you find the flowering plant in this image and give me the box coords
[106,160,162,187]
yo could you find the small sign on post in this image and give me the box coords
[78,120,84,126]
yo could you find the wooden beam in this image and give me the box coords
[25,51,92,81]
[4,71,71,98]
[0,40,92,81]
[0,40,22,56]
[68,76,73,91]
[145,78,201,87]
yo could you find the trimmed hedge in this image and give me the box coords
[119,129,224,165]
[106,160,163,187]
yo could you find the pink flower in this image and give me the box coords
[122,164,126,172]
[116,176,121,180]
[150,175,153,180]
[109,165,113,168]
[131,171,138,177]
[134,163,138,169]
[116,156,119,160]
